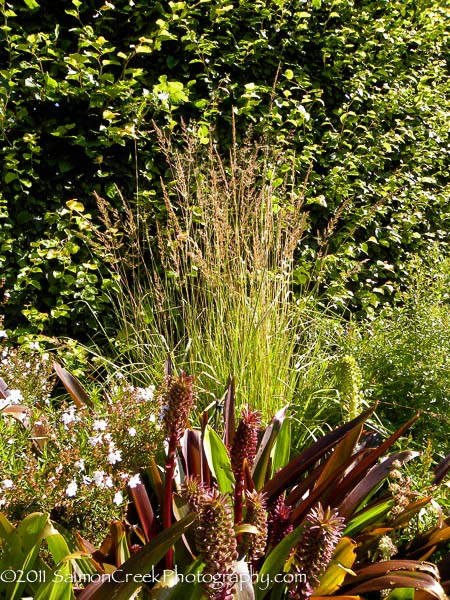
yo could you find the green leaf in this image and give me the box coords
[386,588,415,600]
[23,0,40,9]
[203,425,235,494]
[0,513,53,600]
[253,405,288,490]
[256,524,306,600]
[344,498,394,537]
[4,172,18,184]
[271,418,291,476]
[66,200,84,212]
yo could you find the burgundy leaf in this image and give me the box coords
[262,405,376,502]
[54,361,92,408]
[130,483,157,542]
[338,450,420,518]
[433,452,450,485]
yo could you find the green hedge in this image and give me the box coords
[1,0,449,339]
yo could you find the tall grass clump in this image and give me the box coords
[87,129,340,426]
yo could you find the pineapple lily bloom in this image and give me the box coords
[288,503,345,600]
[159,372,196,568]
[183,478,238,600]
[230,406,261,525]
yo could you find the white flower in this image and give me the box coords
[157,91,170,103]
[29,341,39,349]
[128,474,141,488]
[149,414,156,423]
[66,480,78,497]
[93,419,108,431]
[136,386,155,402]
[113,491,124,505]
[62,406,77,426]
[0,398,9,411]
[8,389,23,404]
[108,449,122,465]
[2,479,13,489]
[82,475,92,485]
[128,427,137,437]
[88,434,103,446]
[92,470,105,487]
[104,475,113,488]
[0,330,8,339]
[75,459,85,472]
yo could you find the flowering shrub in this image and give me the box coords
[0,346,163,542]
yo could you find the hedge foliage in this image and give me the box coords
[1,0,449,339]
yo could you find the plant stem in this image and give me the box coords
[234,475,243,545]
[163,435,177,570]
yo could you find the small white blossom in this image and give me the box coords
[66,480,78,497]
[104,475,114,488]
[92,470,105,487]
[2,479,13,489]
[108,449,122,465]
[157,91,170,103]
[82,475,92,485]
[113,491,124,505]
[128,427,137,437]
[136,386,155,402]
[88,434,103,446]
[128,474,141,488]
[62,406,77,426]
[29,341,39,350]
[75,459,85,472]
[0,330,7,339]
[8,389,23,404]
[93,419,108,431]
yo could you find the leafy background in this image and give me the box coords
[1,0,449,340]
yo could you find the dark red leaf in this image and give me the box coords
[433,452,450,485]
[54,361,92,408]
[182,429,202,480]
[130,483,157,542]
[0,377,9,399]
[338,450,420,518]
[330,414,419,505]
[262,405,376,503]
